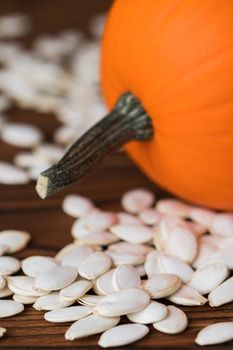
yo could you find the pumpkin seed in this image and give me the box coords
[33,291,74,310]
[85,210,117,231]
[44,305,92,323]
[94,288,150,317]
[7,276,48,297]
[22,256,59,277]
[78,252,112,280]
[71,218,90,239]
[127,300,167,324]
[135,264,146,277]
[110,224,153,244]
[0,300,24,318]
[34,265,78,291]
[153,305,188,334]
[13,294,38,304]
[62,194,94,218]
[98,323,149,348]
[145,251,193,283]
[0,285,13,298]
[0,230,30,253]
[94,269,115,295]
[0,276,5,290]
[117,212,142,225]
[188,263,229,294]
[112,265,141,291]
[167,284,207,306]
[59,280,92,301]
[1,122,43,148]
[195,322,233,345]
[142,273,182,298]
[192,242,217,269]
[209,213,233,237]
[106,250,144,266]
[78,294,104,306]
[108,242,152,255]
[208,246,233,269]
[163,225,197,263]
[121,188,155,214]
[208,276,233,307]
[139,208,161,225]
[189,207,215,228]
[78,232,119,246]
[59,244,93,269]
[65,314,120,340]
[156,199,190,218]
[0,327,6,338]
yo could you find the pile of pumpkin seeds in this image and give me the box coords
[0,189,233,347]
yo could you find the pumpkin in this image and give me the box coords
[36,0,233,211]
[101,0,233,210]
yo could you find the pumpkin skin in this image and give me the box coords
[101,0,233,210]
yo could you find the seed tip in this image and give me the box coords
[36,174,49,199]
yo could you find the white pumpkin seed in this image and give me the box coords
[7,276,48,297]
[78,232,119,246]
[106,250,145,266]
[189,207,215,227]
[78,252,112,280]
[13,294,38,304]
[110,224,153,244]
[112,265,141,291]
[163,225,197,263]
[0,276,5,290]
[0,285,13,298]
[0,230,30,253]
[108,242,152,256]
[1,122,43,148]
[94,269,115,295]
[142,273,182,298]
[0,327,6,337]
[33,291,74,310]
[22,255,59,277]
[139,209,161,225]
[98,323,149,348]
[71,218,90,239]
[33,143,64,163]
[0,300,24,318]
[117,212,142,225]
[59,244,93,269]
[135,264,146,277]
[94,288,150,317]
[85,211,117,231]
[65,314,120,340]
[121,188,155,214]
[195,322,233,345]
[156,199,190,218]
[167,284,207,306]
[127,300,167,324]
[34,265,78,291]
[0,256,21,275]
[210,213,233,237]
[154,216,182,250]
[62,194,94,218]
[208,276,233,307]
[188,263,229,294]
[145,251,194,283]
[192,242,217,269]
[153,305,188,334]
[208,246,233,269]
[59,280,92,301]
[44,305,92,323]
[78,294,104,306]
[55,242,82,260]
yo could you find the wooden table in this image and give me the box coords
[0,1,233,349]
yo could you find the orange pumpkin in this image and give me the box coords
[100,0,233,211]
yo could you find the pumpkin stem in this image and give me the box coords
[36,92,153,198]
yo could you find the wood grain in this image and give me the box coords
[0,0,233,349]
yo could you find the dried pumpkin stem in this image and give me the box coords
[36,92,154,199]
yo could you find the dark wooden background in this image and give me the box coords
[0,1,232,349]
